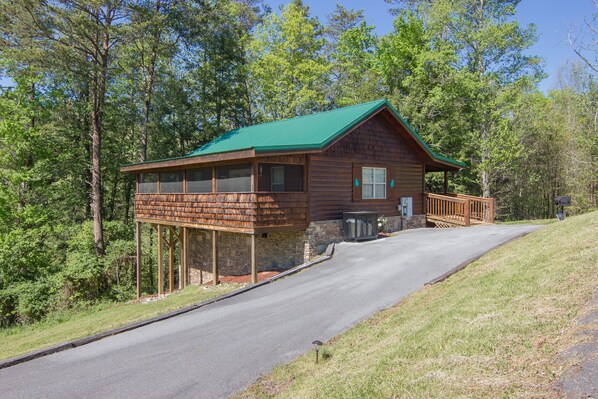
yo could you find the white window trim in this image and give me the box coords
[362,167,387,200]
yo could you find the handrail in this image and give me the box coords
[455,194,494,223]
[426,193,494,226]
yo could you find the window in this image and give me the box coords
[271,166,284,192]
[187,167,212,193]
[257,164,304,192]
[160,171,184,193]
[138,173,158,194]
[362,167,386,199]
[216,164,251,192]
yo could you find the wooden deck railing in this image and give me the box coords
[425,193,494,226]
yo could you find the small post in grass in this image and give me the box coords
[312,340,323,364]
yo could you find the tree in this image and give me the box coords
[1,0,128,255]
[569,0,598,73]
[381,0,542,198]
[325,5,381,106]
[248,0,329,120]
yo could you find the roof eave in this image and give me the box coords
[120,148,256,173]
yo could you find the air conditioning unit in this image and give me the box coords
[343,211,378,241]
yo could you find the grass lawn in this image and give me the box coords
[237,211,598,399]
[0,283,242,361]
[498,218,557,225]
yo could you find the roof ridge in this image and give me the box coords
[251,99,386,128]
[189,99,388,156]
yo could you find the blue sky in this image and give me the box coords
[269,0,596,93]
[1,1,595,93]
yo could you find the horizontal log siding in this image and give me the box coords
[136,192,307,229]
[309,113,425,221]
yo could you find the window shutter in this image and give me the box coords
[352,163,362,201]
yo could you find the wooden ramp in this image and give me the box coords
[426,193,494,228]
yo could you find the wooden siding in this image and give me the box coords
[309,113,426,221]
[324,112,421,163]
[135,192,307,230]
[256,193,308,227]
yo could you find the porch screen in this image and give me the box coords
[187,167,212,193]
[257,164,304,192]
[160,171,184,193]
[138,173,158,194]
[216,164,251,192]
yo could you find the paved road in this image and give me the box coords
[0,224,539,399]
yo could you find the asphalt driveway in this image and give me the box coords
[0,224,539,399]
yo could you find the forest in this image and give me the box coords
[0,0,596,326]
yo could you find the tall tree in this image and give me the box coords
[325,5,381,106]
[248,0,329,120]
[381,0,542,197]
[568,0,598,73]
[1,0,128,255]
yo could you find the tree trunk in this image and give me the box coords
[91,11,111,256]
[140,0,162,162]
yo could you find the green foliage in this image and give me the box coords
[249,1,330,120]
[0,0,596,330]
[0,227,56,287]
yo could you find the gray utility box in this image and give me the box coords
[343,211,378,242]
[399,197,413,217]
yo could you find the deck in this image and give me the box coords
[425,193,495,227]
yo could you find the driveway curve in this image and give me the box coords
[0,224,539,399]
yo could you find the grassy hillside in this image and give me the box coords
[0,283,241,361]
[238,212,598,398]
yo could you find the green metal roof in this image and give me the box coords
[190,100,387,156]
[123,99,466,169]
[188,99,465,168]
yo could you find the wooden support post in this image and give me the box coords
[443,171,448,194]
[157,224,164,295]
[464,199,471,227]
[169,228,174,292]
[251,234,257,284]
[181,227,188,289]
[489,198,495,224]
[136,221,142,299]
[251,161,257,192]
[212,230,218,286]
[178,227,183,290]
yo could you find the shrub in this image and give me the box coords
[14,280,59,324]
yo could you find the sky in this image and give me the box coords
[268,0,596,93]
[1,0,595,93]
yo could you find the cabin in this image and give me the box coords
[121,99,494,298]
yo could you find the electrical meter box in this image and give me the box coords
[399,197,413,217]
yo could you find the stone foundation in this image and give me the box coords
[383,215,427,232]
[187,214,426,285]
[302,220,344,262]
[188,229,304,284]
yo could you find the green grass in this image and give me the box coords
[0,283,242,361]
[498,218,557,225]
[237,211,598,399]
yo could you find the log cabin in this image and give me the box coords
[121,99,494,298]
